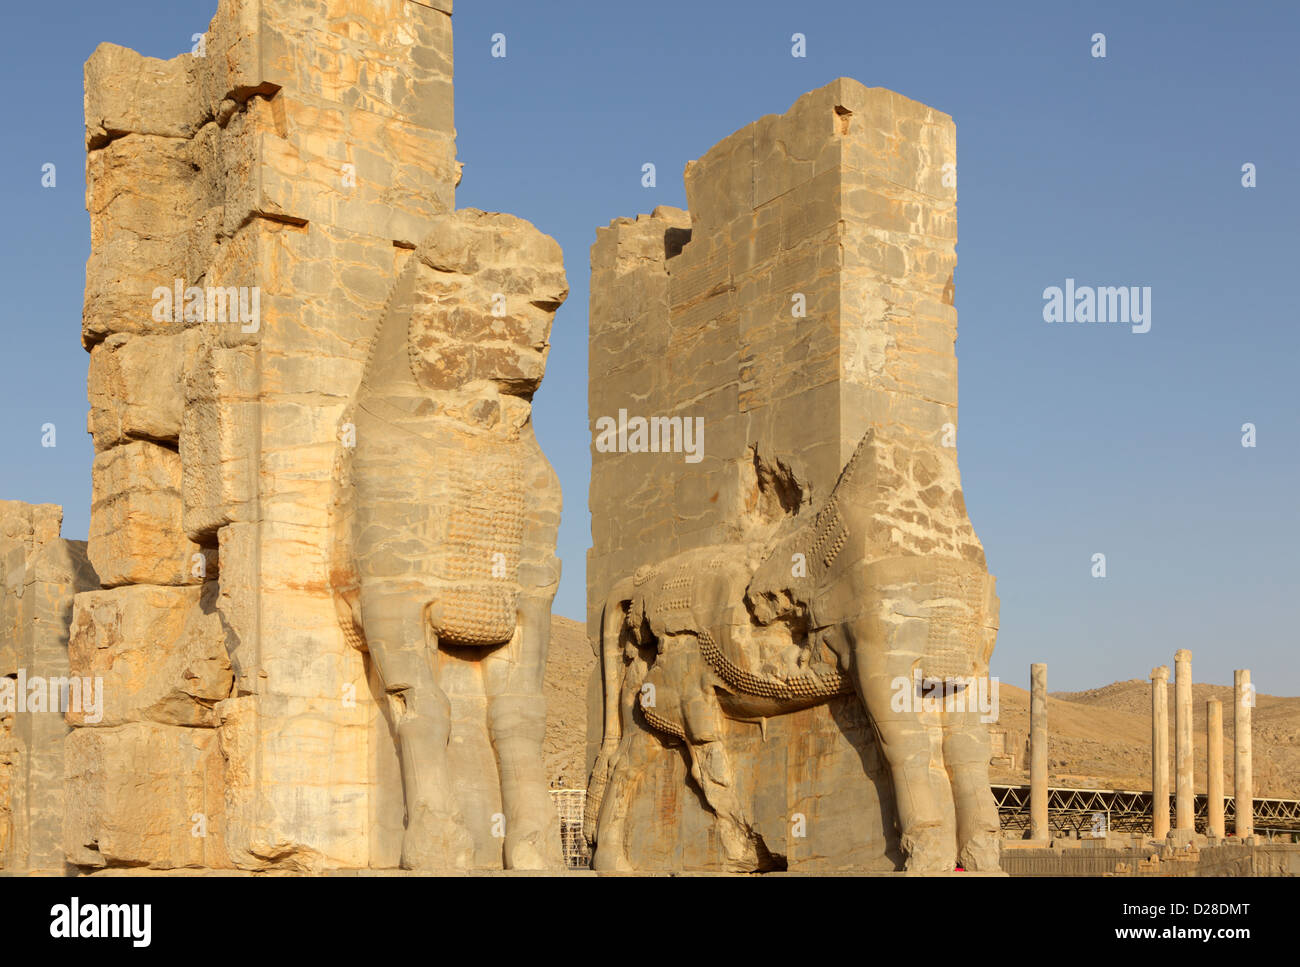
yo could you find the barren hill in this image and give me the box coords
[990,679,1300,798]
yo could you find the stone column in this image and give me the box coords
[1150,666,1170,840]
[1207,699,1224,839]
[1234,669,1253,839]
[1030,663,1048,841]
[1174,649,1193,831]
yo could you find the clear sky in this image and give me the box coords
[1,1,1296,694]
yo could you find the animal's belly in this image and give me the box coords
[353,409,526,646]
[717,690,830,721]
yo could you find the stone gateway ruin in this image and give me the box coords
[4,0,569,874]
[0,0,1011,877]
[584,80,1000,873]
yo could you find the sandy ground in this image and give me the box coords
[543,619,1299,799]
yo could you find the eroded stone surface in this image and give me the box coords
[64,723,228,869]
[88,442,204,587]
[0,502,98,873]
[87,331,194,450]
[586,80,1000,873]
[67,584,233,728]
[52,0,566,875]
[329,207,567,870]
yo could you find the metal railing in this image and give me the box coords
[550,788,591,869]
[993,783,1300,837]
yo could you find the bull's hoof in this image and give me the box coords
[400,802,474,871]
[718,818,760,872]
[504,830,562,871]
[590,840,636,872]
[958,831,1002,872]
[901,824,956,873]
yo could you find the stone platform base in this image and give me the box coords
[1001,841,1300,876]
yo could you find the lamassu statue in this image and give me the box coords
[332,209,567,870]
[586,428,1002,873]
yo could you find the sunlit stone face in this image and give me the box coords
[408,218,565,397]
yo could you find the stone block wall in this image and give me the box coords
[0,502,98,873]
[71,0,460,871]
[586,79,982,870]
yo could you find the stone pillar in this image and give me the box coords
[1207,699,1224,839]
[1150,666,1170,840]
[1234,669,1253,839]
[1030,663,1048,841]
[1174,649,1193,831]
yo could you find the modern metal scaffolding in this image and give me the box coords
[993,783,1300,838]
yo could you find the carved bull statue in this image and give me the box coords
[331,209,567,870]
[585,428,1002,872]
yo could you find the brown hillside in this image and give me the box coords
[990,680,1300,798]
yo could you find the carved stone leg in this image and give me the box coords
[586,585,634,846]
[589,646,648,872]
[679,673,756,872]
[484,593,562,871]
[943,700,1001,871]
[684,739,757,871]
[359,584,472,870]
[589,740,638,872]
[489,692,559,869]
[847,618,954,872]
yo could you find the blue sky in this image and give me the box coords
[1,1,1296,694]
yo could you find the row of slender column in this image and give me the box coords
[1026,655,1254,842]
[1148,653,1253,840]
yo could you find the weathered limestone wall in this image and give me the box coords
[587,79,978,870]
[0,502,98,873]
[589,80,968,632]
[72,0,459,871]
